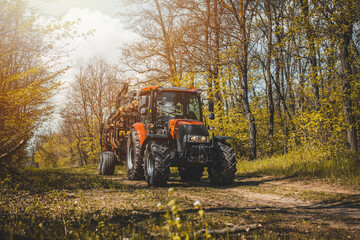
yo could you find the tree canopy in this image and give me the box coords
[0,0,66,165]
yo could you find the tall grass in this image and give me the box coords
[237,147,360,185]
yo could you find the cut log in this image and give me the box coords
[195,224,262,236]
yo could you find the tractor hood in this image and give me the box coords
[168,119,209,152]
[168,119,205,139]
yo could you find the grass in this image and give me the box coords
[236,147,360,185]
[1,150,359,239]
[1,166,262,239]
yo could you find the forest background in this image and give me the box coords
[0,0,359,183]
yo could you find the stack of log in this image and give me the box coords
[107,100,139,130]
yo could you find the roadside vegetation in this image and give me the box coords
[237,146,360,185]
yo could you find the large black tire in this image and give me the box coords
[99,151,116,175]
[208,141,237,186]
[178,167,204,181]
[144,140,170,187]
[126,129,144,180]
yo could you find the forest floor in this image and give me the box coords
[1,165,360,239]
[107,170,360,239]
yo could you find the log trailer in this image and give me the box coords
[99,85,237,186]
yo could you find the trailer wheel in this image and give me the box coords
[178,167,204,181]
[144,140,170,187]
[99,151,116,175]
[126,129,144,180]
[208,141,237,186]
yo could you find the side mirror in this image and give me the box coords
[208,113,215,120]
[208,101,214,112]
[140,108,147,115]
[140,96,148,108]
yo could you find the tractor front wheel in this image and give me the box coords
[126,129,145,180]
[144,140,170,187]
[208,141,237,186]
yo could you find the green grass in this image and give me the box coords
[236,147,360,185]
[0,166,262,239]
[1,164,359,239]
[0,166,126,194]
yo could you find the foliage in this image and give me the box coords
[154,188,211,239]
[120,0,360,160]
[237,146,360,185]
[0,0,68,165]
[33,57,122,167]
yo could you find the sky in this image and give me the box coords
[32,0,122,17]
[30,0,137,78]
[28,0,138,130]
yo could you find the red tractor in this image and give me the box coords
[99,85,237,186]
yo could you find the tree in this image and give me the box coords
[0,0,65,164]
[335,0,358,152]
[62,57,121,165]
[122,0,189,85]
[220,0,259,159]
[119,0,360,160]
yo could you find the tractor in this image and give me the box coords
[99,85,237,186]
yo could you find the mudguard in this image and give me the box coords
[132,123,149,146]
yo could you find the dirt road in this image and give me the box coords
[87,171,360,239]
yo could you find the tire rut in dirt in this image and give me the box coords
[144,140,170,187]
[208,141,237,186]
[126,129,144,180]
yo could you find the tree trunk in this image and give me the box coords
[340,22,357,152]
[219,0,257,159]
[265,0,274,150]
[154,0,177,85]
[238,0,256,160]
[301,0,320,111]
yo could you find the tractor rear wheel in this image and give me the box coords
[208,141,236,186]
[144,140,170,187]
[99,151,116,175]
[126,129,144,180]
[178,167,204,181]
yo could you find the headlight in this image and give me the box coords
[183,135,209,143]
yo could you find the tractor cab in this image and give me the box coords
[139,86,210,164]
[138,86,203,131]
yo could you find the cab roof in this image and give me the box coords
[140,86,199,95]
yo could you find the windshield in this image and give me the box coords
[156,91,201,122]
